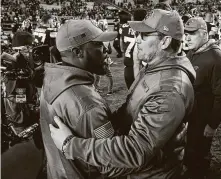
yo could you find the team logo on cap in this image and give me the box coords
[73,33,87,43]
[186,20,193,26]
[163,26,169,32]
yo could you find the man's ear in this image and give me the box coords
[161,36,172,50]
[203,31,209,41]
[71,48,80,55]
[71,47,84,58]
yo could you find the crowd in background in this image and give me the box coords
[1,1,221,179]
[1,0,221,49]
[1,0,221,25]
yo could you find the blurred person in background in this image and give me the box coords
[22,16,32,34]
[113,16,123,58]
[184,17,221,179]
[205,12,216,34]
[119,11,136,89]
[33,13,57,47]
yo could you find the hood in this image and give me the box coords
[146,55,196,84]
[43,63,94,104]
[194,39,220,54]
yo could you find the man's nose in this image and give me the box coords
[136,34,142,44]
[185,34,190,41]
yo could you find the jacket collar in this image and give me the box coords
[145,54,196,84]
[193,39,219,54]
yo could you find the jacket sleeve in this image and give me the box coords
[63,91,186,176]
[109,102,132,135]
[69,104,114,139]
[208,58,221,129]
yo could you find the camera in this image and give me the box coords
[31,45,50,87]
[1,52,32,81]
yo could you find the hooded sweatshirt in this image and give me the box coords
[40,63,113,179]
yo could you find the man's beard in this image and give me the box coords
[86,50,107,75]
[143,43,159,65]
[145,50,158,64]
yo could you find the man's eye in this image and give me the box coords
[93,42,103,46]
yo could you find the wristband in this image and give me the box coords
[61,135,74,155]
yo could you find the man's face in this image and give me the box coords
[83,41,106,75]
[136,32,161,63]
[48,18,54,27]
[185,30,206,51]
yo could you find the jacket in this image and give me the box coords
[187,40,221,129]
[40,63,114,179]
[62,55,196,179]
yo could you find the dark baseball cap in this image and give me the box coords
[56,20,117,52]
[128,9,184,41]
[184,17,207,32]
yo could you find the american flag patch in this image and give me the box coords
[94,121,114,139]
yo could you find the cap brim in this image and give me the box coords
[184,27,198,32]
[93,31,118,42]
[128,21,155,32]
[12,46,26,50]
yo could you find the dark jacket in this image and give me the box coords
[62,55,196,179]
[40,63,114,179]
[187,40,221,129]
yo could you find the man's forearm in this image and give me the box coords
[63,135,150,168]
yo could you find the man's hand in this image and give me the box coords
[175,122,188,142]
[204,124,216,137]
[49,116,73,151]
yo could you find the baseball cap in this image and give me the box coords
[184,17,207,32]
[56,20,117,52]
[128,9,184,41]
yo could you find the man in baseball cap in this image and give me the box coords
[49,9,196,179]
[56,20,117,51]
[40,20,117,179]
[185,17,207,32]
[184,17,221,179]
[129,9,184,41]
